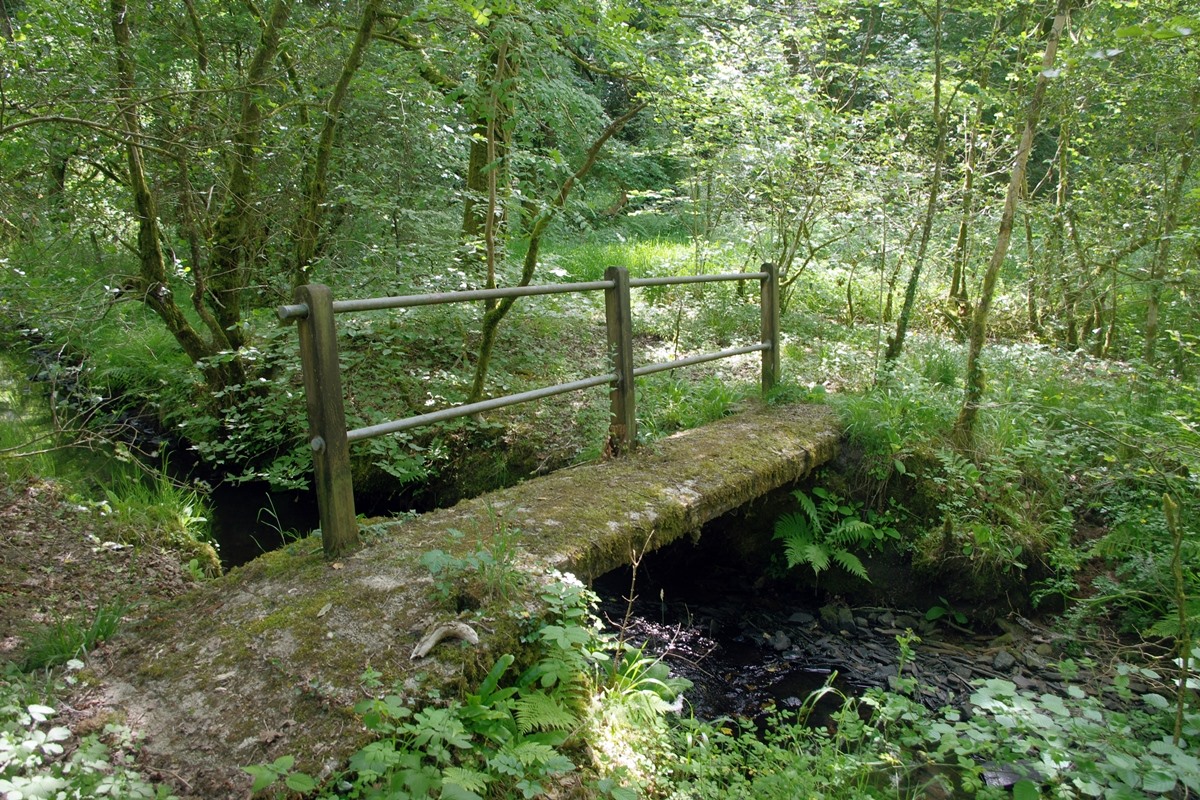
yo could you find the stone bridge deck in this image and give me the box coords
[95,403,840,798]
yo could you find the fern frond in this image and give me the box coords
[774,511,814,543]
[441,766,489,796]
[832,549,870,581]
[782,529,815,568]
[793,490,823,535]
[803,542,830,575]
[514,692,577,735]
[828,519,877,546]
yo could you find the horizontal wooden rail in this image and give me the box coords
[278,264,780,558]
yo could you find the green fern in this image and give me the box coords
[774,488,875,583]
[441,766,489,796]
[514,692,578,735]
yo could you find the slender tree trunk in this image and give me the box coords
[206,0,290,352]
[294,0,380,285]
[954,0,1069,448]
[467,101,648,402]
[1024,208,1040,332]
[949,112,975,310]
[110,0,240,394]
[948,12,1002,323]
[885,0,943,364]
[1144,85,1200,364]
[461,43,515,258]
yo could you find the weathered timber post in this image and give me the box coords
[293,284,358,558]
[605,266,636,454]
[760,262,780,395]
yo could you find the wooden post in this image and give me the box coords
[760,262,780,396]
[605,266,636,454]
[294,284,358,558]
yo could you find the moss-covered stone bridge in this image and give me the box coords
[93,402,839,798]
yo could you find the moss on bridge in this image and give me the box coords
[90,402,839,798]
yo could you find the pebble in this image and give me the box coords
[993,649,1017,671]
[770,631,791,651]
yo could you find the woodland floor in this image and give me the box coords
[0,477,195,664]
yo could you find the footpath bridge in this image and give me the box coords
[93,270,841,797]
[95,402,839,798]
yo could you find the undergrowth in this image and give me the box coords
[0,662,176,799]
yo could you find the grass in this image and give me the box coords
[19,602,126,672]
[0,356,62,483]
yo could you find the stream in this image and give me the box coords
[592,561,1074,727]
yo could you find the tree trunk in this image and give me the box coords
[467,101,648,402]
[293,0,380,285]
[1144,85,1200,365]
[954,0,1069,448]
[885,0,943,364]
[461,41,515,271]
[109,0,243,394]
[1024,208,1040,333]
[204,0,290,353]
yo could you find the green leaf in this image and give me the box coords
[1143,770,1177,794]
[441,783,485,800]
[443,766,490,794]
[285,772,317,793]
[478,654,515,703]
[1012,779,1040,800]
[803,542,830,574]
[242,765,279,793]
[1142,692,1170,709]
[831,549,869,581]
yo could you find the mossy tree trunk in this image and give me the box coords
[109,0,248,396]
[293,0,381,286]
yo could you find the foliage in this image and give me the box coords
[245,573,681,799]
[636,373,751,441]
[0,662,176,799]
[668,646,1200,800]
[420,523,525,610]
[18,603,126,673]
[586,645,691,795]
[88,470,218,573]
[924,596,969,628]
[773,487,896,583]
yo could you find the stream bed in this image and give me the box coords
[592,566,1074,726]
